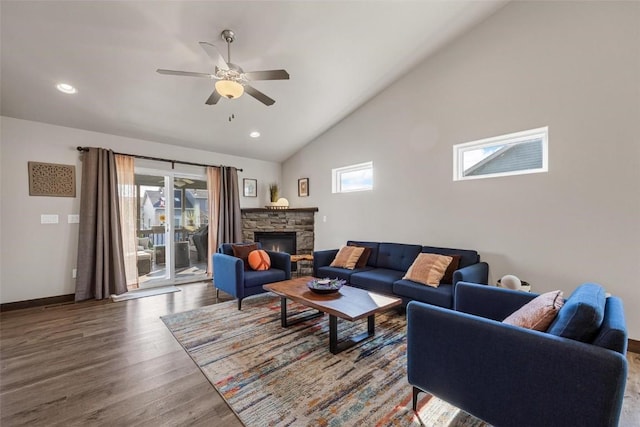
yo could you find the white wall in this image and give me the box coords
[0,116,281,303]
[282,1,640,338]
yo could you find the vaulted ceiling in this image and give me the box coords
[0,1,506,162]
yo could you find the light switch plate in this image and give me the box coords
[41,214,59,224]
[68,214,80,224]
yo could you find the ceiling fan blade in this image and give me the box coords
[244,85,276,106]
[244,69,290,81]
[157,69,214,79]
[199,42,229,70]
[182,178,194,184]
[205,89,221,105]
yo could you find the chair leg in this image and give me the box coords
[412,386,422,411]
[215,288,219,299]
[237,298,242,310]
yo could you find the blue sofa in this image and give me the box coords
[313,241,488,308]
[407,282,628,427]
[213,243,291,310]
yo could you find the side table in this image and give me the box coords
[290,254,313,277]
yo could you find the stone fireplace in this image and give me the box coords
[241,208,318,275]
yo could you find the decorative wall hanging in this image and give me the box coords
[28,161,76,197]
[298,178,309,197]
[243,178,257,197]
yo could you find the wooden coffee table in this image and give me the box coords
[263,276,402,354]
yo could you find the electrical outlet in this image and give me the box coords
[323,215,327,223]
[72,269,77,279]
[68,214,80,224]
[41,214,59,224]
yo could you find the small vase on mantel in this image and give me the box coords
[269,183,279,204]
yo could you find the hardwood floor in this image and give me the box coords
[1,282,639,426]
[0,281,242,427]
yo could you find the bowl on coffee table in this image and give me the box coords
[306,278,346,294]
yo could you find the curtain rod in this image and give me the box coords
[76,146,243,172]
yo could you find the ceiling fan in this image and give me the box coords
[157,29,289,106]
[158,177,194,188]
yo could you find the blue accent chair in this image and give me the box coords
[213,243,291,310]
[407,282,628,427]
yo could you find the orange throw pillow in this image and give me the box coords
[248,249,271,271]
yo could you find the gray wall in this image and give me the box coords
[0,116,281,303]
[282,1,640,338]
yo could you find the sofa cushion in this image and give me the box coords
[330,246,365,269]
[138,237,150,250]
[403,253,453,287]
[376,243,422,271]
[350,268,405,295]
[232,243,259,270]
[547,283,606,342]
[346,241,380,267]
[243,268,286,288]
[219,242,262,256]
[316,265,373,282]
[393,280,454,308]
[347,242,372,268]
[502,290,564,331]
[248,249,271,271]
[441,255,461,284]
[421,246,479,269]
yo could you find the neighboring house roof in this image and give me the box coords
[143,189,205,210]
[465,140,542,176]
[143,190,163,207]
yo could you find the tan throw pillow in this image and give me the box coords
[231,243,259,271]
[403,253,453,287]
[330,246,365,270]
[503,290,565,331]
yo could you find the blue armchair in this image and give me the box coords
[407,282,628,427]
[213,243,291,310]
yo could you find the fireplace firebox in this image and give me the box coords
[254,231,296,271]
[254,231,296,254]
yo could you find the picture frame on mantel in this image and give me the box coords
[298,178,309,197]
[243,178,257,197]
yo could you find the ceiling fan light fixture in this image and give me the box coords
[215,79,244,99]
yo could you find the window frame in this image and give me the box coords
[453,126,549,181]
[332,161,373,193]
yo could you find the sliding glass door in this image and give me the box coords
[134,170,209,287]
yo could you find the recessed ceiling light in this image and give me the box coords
[56,83,77,94]
[249,131,261,138]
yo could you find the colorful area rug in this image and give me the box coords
[161,294,487,426]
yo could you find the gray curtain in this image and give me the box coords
[217,166,242,244]
[75,148,128,301]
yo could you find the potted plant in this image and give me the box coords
[269,183,279,203]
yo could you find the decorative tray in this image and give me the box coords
[306,278,346,294]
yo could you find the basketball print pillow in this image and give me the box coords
[248,249,271,271]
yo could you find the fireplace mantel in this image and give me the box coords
[241,207,318,213]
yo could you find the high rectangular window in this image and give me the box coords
[453,127,548,181]
[332,161,373,193]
